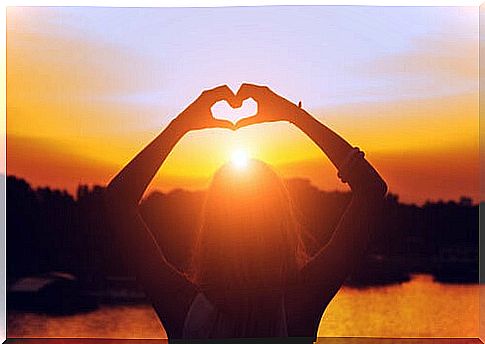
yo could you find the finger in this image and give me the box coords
[203,85,238,107]
[235,115,262,129]
[235,83,268,104]
[211,118,235,130]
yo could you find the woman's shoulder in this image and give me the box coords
[182,292,218,338]
[284,279,335,338]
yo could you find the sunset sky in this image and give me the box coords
[6,6,479,204]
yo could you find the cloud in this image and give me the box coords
[355,36,477,81]
[7,11,172,139]
[7,21,164,100]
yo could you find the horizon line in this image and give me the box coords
[4,173,480,207]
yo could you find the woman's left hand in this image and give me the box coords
[234,83,300,128]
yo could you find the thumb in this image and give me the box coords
[211,118,235,130]
[235,115,260,129]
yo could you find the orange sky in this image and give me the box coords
[6,6,479,204]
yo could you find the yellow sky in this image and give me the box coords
[7,91,478,204]
[6,6,479,204]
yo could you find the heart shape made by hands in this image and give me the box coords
[211,98,257,124]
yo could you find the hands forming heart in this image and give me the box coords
[211,97,257,125]
[175,83,301,132]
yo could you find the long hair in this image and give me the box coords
[190,159,309,299]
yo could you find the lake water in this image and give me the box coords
[7,275,480,338]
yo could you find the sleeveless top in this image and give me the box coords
[182,292,289,339]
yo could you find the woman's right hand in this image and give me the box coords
[175,85,238,132]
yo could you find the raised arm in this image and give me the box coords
[235,83,387,287]
[108,85,236,206]
[290,108,387,285]
[105,85,236,337]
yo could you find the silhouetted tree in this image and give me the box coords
[6,174,479,291]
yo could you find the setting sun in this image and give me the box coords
[231,149,249,169]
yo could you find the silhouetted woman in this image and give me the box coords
[106,84,387,343]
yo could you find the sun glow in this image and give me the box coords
[231,149,249,169]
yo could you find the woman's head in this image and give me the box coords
[190,159,308,292]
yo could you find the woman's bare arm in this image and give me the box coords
[292,108,387,286]
[108,85,235,206]
[105,85,236,337]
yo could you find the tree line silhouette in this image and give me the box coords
[7,174,478,298]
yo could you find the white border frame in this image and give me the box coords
[1,1,481,342]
